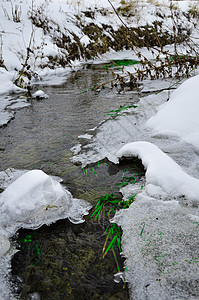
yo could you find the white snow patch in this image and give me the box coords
[147,75,199,150]
[78,133,93,140]
[32,90,49,99]
[80,35,91,47]
[0,68,22,95]
[116,141,199,201]
[0,169,92,256]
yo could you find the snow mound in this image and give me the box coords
[0,170,92,237]
[147,75,199,150]
[32,90,49,99]
[116,141,199,201]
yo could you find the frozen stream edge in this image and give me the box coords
[71,76,199,299]
[0,169,92,299]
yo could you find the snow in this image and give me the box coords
[0,68,21,95]
[0,168,92,298]
[80,35,92,47]
[0,169,92,255]
[116,141,199,201]
[0,0,196,94]
[0,0,198,128]
[32,90,49,99]
[147,75,199,150]
[1,0,199,298]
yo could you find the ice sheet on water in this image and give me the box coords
[112,141,199,299]
[0,169,92,252]
[0,94,31,127]
[113,192,199,299]
[0,248,18,300]
[0,169,92,299]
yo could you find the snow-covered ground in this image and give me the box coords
[1,0,199,299]
[0,0,199,126]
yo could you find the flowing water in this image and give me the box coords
[0,64,144,299]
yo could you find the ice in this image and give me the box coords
[78,133,93,140]
[113,193,199,300]
[0,236,10,258]
[71,90,169,167]
[0,170,92,255]
[70,144,81,155]
[113,141,199,299]
[0,168,92,298]
[111,76,199,298]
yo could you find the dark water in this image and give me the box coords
[0,65,140,200]
[0,65,143,299]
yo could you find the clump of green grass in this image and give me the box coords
[91,191,136,272]
[86,159,144,272]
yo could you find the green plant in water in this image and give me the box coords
[103,223,122,272]
[91,192,136,272]
[105,104,137,118]
[90,193,120,220]
[104,59,140,69]
[20,234,42,266]
[86,159,143,272]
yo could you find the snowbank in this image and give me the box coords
[0,68,22,95]
[147,75,199,150]
[116,141,199,201]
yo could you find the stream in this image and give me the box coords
[0,64,144,299]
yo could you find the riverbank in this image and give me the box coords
[1,0,199,299]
